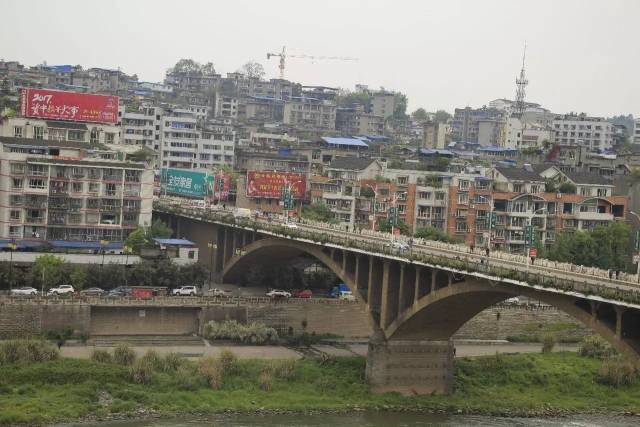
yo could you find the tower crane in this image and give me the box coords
[266,46,358,80]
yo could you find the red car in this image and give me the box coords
[292,289,313,298]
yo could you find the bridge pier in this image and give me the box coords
[365,331,454,395]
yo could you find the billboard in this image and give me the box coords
[161,169,231,200]
[20,88,119,124]
[246,171,306,199]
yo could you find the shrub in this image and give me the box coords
[580,336,616,359]
[0,339,59,364]
[270,359,296,381]
[113,344,136,366]
[258,370,273,391]
[161,352,184,372]
[174,365,202,391]
[203,320,278,345]
[219,349,237,374]
[90,349,112,364]
[198,356,223,390]
[597,358,638,387]
[541,335,555,354]
[129,359,154,384]
[140,350,163,371]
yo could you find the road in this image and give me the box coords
[59,341,579,360]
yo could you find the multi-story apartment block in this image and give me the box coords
[422,121,448,149]
[633,116,640,144]
[504,117,552,149]
[451,106,504,144]
[551,114,614,152]
[0,136,153,242]
[0,116,120,146]
[214,93,239,119]
[197,120,236,170]
[160,109,199,170]
[119,105,162,150]
[446,175,493,246]
[369,91,395,119]
[283,97,337,131]
[335,105,384,136]
[164,69,220,93]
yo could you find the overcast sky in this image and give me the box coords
[2,0,638,117]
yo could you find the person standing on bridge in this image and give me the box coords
[469,244,474,253]
[485,247,490,257]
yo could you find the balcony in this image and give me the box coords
[49,188,69,196]
[575,211,614,221]
[24,200,47,209]
[123,205,141,213]
[24,217,45,224]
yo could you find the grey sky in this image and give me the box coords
[2,0,638,117]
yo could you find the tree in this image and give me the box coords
[301,203,337,223]
[378,219,411,236]
[127,147,155,163]
[414,226,456,243]
[170,59,202,74]
[125,228,149,253]
[33,254,67,290]
[393,93,408,119]
[239,61,265,79]
[201,62,216,75]
[558,182,577,194]
[411,108,429,121]
[337,89,371,108]
[69,266,88,291]
[434,110,452,123]
[150,219,173,238]
[360,187,375,198]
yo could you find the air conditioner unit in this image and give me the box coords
[556,193,562,199]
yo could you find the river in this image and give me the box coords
[63,412,639,427]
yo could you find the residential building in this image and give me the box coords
[446,175,493,246]
[369,91,395,119]
[504,116,552,149]
[119,105,162,150]
[634,116,640,144]
[477,117,505,147]
[283,97,337,131]
[214,93,239,119]
[0,116,120,146]
[0,136,153,242]
[422,121,448,149]
[551,114,614,152]
[160,109,199,169]
[197,119,236,170]
[335,104,384,136]
[451,106,504,144]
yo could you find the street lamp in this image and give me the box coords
[100,240,109,268]
[207,241,217,286]
[8,240,17,292]
[123,245,132,286]
[628,211,640,282]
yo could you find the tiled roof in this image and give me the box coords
[563,171,612,186]
[494,167,544,182]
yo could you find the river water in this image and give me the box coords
[64,412,639,427]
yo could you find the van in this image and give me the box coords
[233,208,252,219]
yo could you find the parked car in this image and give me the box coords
[266,289,291,299]
[210,288,232,297]
[390,241,410,251]
[504,297,520,305]
[285,222,298,229]
[292,289,313,298]
[172,286,198,296]
[108,287,132,298]
[330,283,350,298]
[47,285,75,296]
[80,287,105,296]
[10,287,38,296]
[339,291,356,301]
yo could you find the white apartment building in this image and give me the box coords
[119,105,162,150]
[414,184,448,231]
[633,117,640,144]
[214,93,239,119]
[0,116,120,146]
[551,114,613,152]
[504,117,552,149]
[160,109,199,170]
[283,98,337,131]
[197,120,235,170]
[0,136,153,242]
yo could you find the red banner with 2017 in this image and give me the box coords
[20,88,119,124]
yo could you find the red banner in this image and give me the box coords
[246,171,306,199]
[20,88,119,124]
[209,173,232,201]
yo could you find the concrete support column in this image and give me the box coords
[232,231,239,256]
[365,332,454,395]
[367,256,375,306]
[413,266,422,305]
[342,250,347,274]
[379,260,391,330]
[367,256,383,326]
[615,306,626,339]
[355,255,361,290]
[241,231,247,247]
[430,269,437,293]
[397,264,406,317]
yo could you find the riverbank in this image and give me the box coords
[1,352,640,425]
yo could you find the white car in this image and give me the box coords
[47,285,75,296]
[266,289,291,299]
[172,286,198,296]
[11,287,38,296]
[210,288,232,297]
[388,241,410,251]
[285,223,298,229]
[339,291,356,301]
[504,297,520,305]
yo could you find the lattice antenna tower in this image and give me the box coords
[514,43,528,117]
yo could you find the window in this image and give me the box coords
[455,222,468,233]
[9,210,21,220]
[458,180,470,190]
[72,182,83,193]
[530,185,540,193]
[105,133,115,144]
[90,129,99,144]
[513,184,523,192]
[597,188,608,197]
[457,193,469,204]
[10,163,25,174]
[34,126,44,140]
[68,130,85,141]
[12,178,23,189]
[418,191,431,200]
[28,178,46,189]
[14,126,23,138]
[435,192,446,201]
[49,128,65,141]
[89,183,100,193]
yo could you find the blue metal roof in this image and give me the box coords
[45,65,73,73]
[49,240,124,250]
[321,137,369,148]
[153,238,195,246]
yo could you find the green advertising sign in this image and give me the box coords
[161,168,213,198]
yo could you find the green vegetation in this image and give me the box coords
[545,221,632,271]
[414,226,460,244]
[558,182,577,194]
[377,218,411,236]
[301,202,338,224]
[506,322,585,344]
[203,320,279,345]
[579,335,618,359]
[3,351,640,425]
[411,107,429,121]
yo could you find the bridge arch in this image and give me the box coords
[386,278,639,357]
[222,238,375,329]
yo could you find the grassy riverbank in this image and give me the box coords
[1,351,640,425]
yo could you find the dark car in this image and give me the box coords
[292,289,313,298]
[80,287,105,296]
[107,287,132,297]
